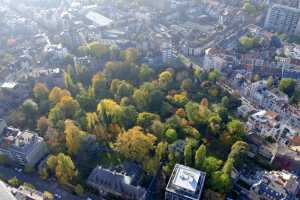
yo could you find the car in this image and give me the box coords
[54,193,62,199]
[49,177,56,182]
[14,168,22,173]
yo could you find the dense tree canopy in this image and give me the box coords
[114,126,156,162]
[16,46,248,196]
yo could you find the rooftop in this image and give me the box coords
[0,180,16,200]
[87,162,146,200]
[173,165,201,192]
[0,127,42,154]
[1,82,17,89]
[166,164,206,200]
[251,170,299,200]
[85,11,113,27]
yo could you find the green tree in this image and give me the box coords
[202,156,223,176]
[75,184,84,196]
[104,61,138,81]
[23,182,35,189]
[64,70,77,93]
[228,141,249,166]
[184,142,193,166]
[208,70,220,82]
[185,102,202,125]
[22,99,38,128]
[243,2,257,15]
[119,106,138,130]
[195,144,206,169]
[210,171,232,193]
[139,64,154,82]
[221,94,241,112]
[137,112,160,130]
[48,106,64,130]
[8,177,22,187]
[116,81,134,99]
[76,87,96,112]
[279,78,296,97]
[91,73,109,100]
[165,128,178,143]
[33,83,49,101]
[222,158,234,175]
[239,36,254,49]
[208,113,221,135]
[181,79,193,91]
[155,141,168,161]
[148,89,164,112]
[133,89,149,111]
[150,120,165,138]
[122,47,138,64]
[222,120,245,146]
[88,41,110,59]
[267,76,274,88]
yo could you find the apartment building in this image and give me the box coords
[265,4,300,35]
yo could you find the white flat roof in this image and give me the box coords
[1,82,17,89]
[86,11,113,27]
[0,180,16,200]
[173,165,201,192]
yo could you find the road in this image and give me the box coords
[0,165,84,200]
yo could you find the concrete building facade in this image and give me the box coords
[264,4,300,35]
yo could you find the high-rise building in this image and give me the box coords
[165,164,206,200]
[264,4,300,35]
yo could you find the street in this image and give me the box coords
[0,165,84,200]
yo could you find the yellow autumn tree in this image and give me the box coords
[97,99,122,125]
[64,120,85,155]
[48,87,71,105]
[47,153,77,185]
[58,96,80,119]
[159,71,173,89]
[86,112,99,131]
[114,126,156,162]
[85,112,108,140]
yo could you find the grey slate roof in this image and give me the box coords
[87,164,146,200]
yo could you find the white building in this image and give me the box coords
[165,164,206,200]
[203,48,226,71]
